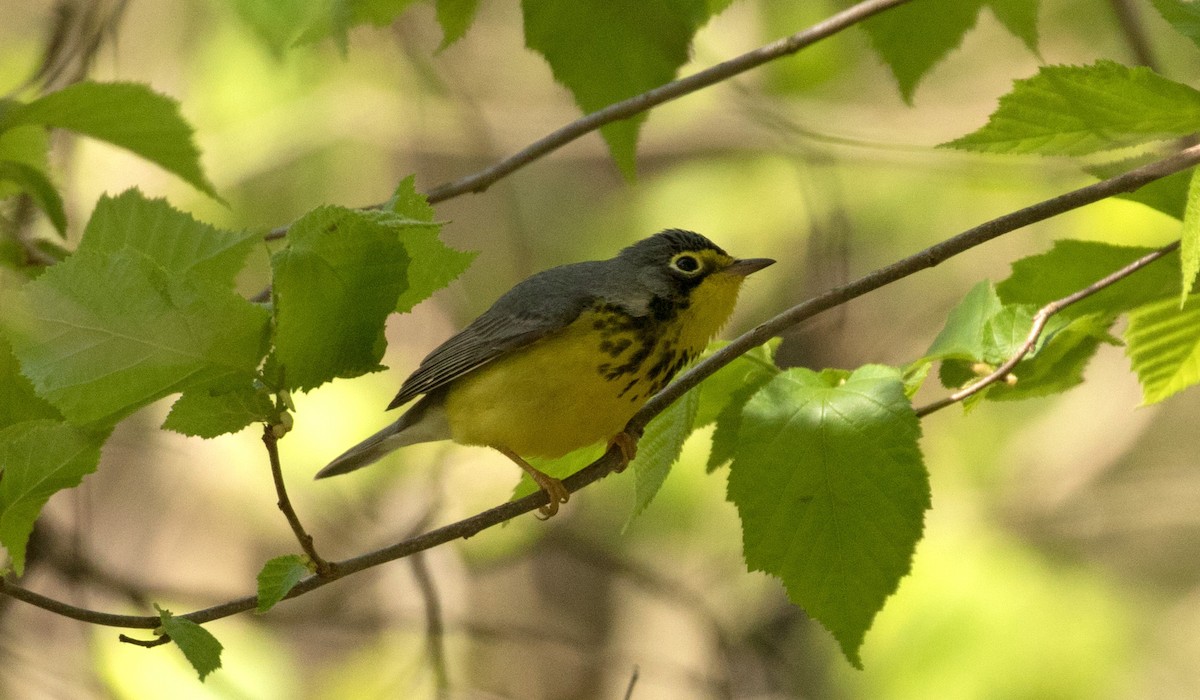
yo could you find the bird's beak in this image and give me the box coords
[726,257,775,276]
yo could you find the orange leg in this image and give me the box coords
[496,446,569,519]
[607,431,639,473]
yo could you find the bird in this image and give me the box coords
[315,229,774,518]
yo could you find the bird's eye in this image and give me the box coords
[672,254,701,274]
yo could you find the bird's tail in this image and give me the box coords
[314,396,448,479]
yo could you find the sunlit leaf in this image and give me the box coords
[1182,169,1200,301]
[157,607,223,682]
[944,61,1200,155]
[1125,295,1200,404]
[626,386,698,527]
[727,365,929,667]
[256,554,312,612]
[7,248,268,426]
[996,240,1178,317]
[0,82,219,198]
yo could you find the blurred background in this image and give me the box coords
[2,0,1199,698]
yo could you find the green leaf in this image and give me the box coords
[1151,0,1200,50]
[163,380,274,438]
[300,0,419,49]
[987,0,1039,54]
[270,206,410,391]
[996,240,1178,317]
[707,379,767,472]
[1,191,265,425]
[157,607,223,682]
[435,0,481,49]
[927,279,1118,401]
[1125,295,1200,403]
[0,332,59,430]
[0,420,107,575]
[379,180,475,314]
[0,123,50,182]
[0,160,66,235]
[924,281,1005,363]
[77,190,257,285]
[625,387,698,527]
[393,229,472,313]
[943,61,1200,155]
[256,554,312,613]
[6,248,269,426]
[1182,169,1200,301]
[521,0,713,176]
[0,82,218,198]
[860,0,985,103]
[986,313,1116,401]
[1086,157,1193,220]
[727,365,929,667]
[386,176,435,222]
[694,339,780,428]
[229,0,316,57]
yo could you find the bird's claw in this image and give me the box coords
[533,475,570,520]
[608,431,639,473]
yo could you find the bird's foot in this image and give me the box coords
[530,471,570,520]
[497,446,570,519]
[607,431,639,473]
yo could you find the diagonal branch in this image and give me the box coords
[263,0,912,241]
[3,143,1200,633]
[914,241,1182,417]
[627,143,1200,433]
[421,0,912,204]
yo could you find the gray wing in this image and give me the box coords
[386,261,615,410]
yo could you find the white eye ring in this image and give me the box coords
[672,254,702,275]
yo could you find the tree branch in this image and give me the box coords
[914,241,1182,417]
[421,0,912,204]
[262,426,334,577]
[627,143,1200,434]
[262,0,912,241]
[3,144,1200,634]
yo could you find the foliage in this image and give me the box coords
[4,0,1200,686]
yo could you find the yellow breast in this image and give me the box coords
[441,269,747,458]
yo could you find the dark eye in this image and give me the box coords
[672,254,701,274]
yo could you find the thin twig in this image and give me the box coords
[410,551,448,696]
[117,633,170,648]
[261,0,912,241]
[421,0,910,203]
[623,665,640,700]
[914,241,1181,417]
[405,508,450,697]
[1107,0,1157,69]
[262,426,333,577]
[3,145,1200,633]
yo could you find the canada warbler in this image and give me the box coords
[316,229,774,517]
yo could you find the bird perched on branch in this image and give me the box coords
[316,229,774,518]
